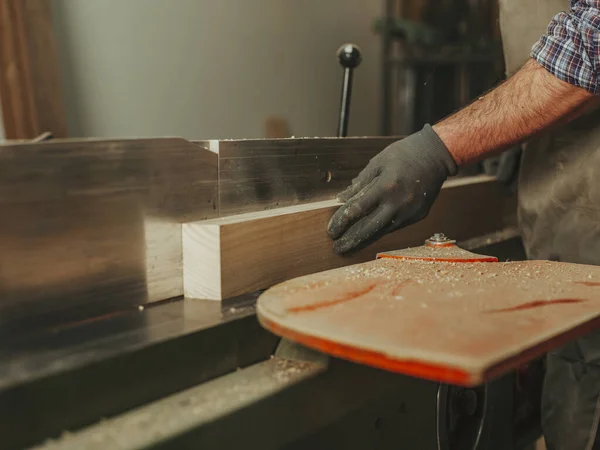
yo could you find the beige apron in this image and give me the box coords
[500,0,600,265]
[499,2,600,449]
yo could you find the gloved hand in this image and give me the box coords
[327,124,457,254]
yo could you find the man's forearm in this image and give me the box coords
[433,59,595,166]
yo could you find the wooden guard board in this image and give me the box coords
[257,259,600,386]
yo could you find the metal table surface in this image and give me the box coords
[0,293,278,449]
[1,293,255,386]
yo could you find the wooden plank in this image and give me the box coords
[183,175,515,300]
[0,0,67,139]
[257,257,600,386]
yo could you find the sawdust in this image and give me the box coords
[271,358,315,383]
[277,258,598,308]
[379,245,496,261]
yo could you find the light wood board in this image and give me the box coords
[183,176,514,300]
[257,258,600,386]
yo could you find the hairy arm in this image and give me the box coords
[328,59,596,254]
[433,59,595,166]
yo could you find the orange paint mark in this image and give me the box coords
[260,317,472,386]
[575,281,600,287]
[484,298,586,314]
[287,283,377,314]
[377,255,498,263]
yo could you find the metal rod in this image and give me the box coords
[336,44,362,138]
[338,68,354,138]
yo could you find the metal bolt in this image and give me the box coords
[426,233,456,246]
[430,233,449,242]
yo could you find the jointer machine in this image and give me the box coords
[0,45,551,450]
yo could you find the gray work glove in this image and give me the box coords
[327,124,457,254]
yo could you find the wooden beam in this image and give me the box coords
[183,176,515,300]
[0,0,67,139]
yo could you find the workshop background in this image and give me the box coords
[0,0,504,141]
[50,0,382,139]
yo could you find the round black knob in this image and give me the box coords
[337,43,362,69]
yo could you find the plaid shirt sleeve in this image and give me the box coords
[531,0,600,94]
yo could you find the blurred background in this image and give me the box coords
[0,0,504,141]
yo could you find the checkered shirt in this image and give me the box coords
[531,0,600,94]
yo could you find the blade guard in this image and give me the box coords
[377,233,498,263]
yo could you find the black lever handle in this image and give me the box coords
[336,43,362,137]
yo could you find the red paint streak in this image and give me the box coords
[391,279,413,296]
[485,298,586,314]
[575,281,600,287]
[287,284,377,314]
[378,255,498,263]
[260,316,473,386]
